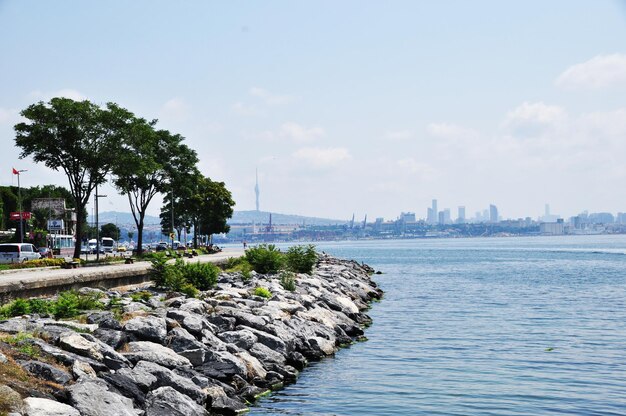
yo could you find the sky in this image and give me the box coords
[1,0,626,222]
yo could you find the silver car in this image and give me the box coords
[0,243,41,263]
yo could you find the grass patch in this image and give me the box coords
[279,271,297,292]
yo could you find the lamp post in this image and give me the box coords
[170,185,174,250]
[94,184,107,261]
[14,169,27,243]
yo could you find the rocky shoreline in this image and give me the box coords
[0,254,382,416]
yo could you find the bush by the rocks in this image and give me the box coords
[181,261,219,290]
[253,286,272,299]
[245,244,283,274]
[285,245,317,274]
[279,271,296,292]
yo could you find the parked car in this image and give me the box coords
[155,242,169,252]
[0,243,41,263]
[38,247,53,259]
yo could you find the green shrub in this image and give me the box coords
[181,261,219,290]
[5,298,30,317]
[245,244,284,274]
[52,291,80,319]
[285,244,317,274]
[179,283,199,298]
[149,254,169,287]
[130,291,152,303]
[253,286,272,299]
[27,298,52,315]
[75,291,105,310]
[279,271,296,291]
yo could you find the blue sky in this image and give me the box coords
[1,1,626,221]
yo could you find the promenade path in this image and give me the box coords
[0,248,244,302]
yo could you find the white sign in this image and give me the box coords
[32,198,67,216]
[48,219,64,231]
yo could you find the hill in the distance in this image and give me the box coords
[91,210,346,228]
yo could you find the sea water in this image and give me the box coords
[249,235,626,415]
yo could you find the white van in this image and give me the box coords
[101,237,115,253]
[0,243,41,263]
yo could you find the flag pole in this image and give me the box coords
[18,171,22,243]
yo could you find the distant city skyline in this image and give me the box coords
[1,1,626,220]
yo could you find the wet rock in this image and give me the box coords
[124,315,167,343]
[144,386,207,416]
[122,341,192,369]
[249,342,286,366]
[23,397,79,416]
[211,395,248,415]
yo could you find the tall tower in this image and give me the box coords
[255,168,260,212]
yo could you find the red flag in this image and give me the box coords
[12,168,19,175]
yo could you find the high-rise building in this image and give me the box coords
[443,208,451,224]
[489,204,498,223]
[427,199,438,224]
[457,206,466,224]
[438,211,445,225]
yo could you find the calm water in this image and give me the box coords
[249,235,626,415]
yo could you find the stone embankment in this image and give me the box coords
[0,254,382,416]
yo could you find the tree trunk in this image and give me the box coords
[73,204,84,259]
[137,217,145,256]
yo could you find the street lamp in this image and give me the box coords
[170,184,174,250]
[94,184,107,261]
[13,169,28,243]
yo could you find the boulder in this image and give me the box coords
[100,373,146,406]
[218,329,257,350]
[166,327,205,352]
[18,360,73,385]
[235,351,267,380]
[93,327,127,350]
[236,325,287,354]
[67,378,140,416]
[133,360,207,404]
[249,343,286,366]
[145,386,207,416]
[58,333,103,361]
[210,395,248,415]
[23,397,79,416]
[29,338,109,373]
[0,350,8,363]
[122,341,192,369]
[72,361,97,379]
[116,366,158,392]
[124,316,167,343]
[86,311,122,330]
[206,315,236,332]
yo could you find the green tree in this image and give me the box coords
[111,118,198,254]
[14,98,131,258]
[100,223,120,240]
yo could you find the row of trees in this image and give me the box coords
[14,97,234,258]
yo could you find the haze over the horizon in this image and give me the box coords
[1,1,625,221]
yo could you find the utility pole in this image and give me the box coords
[170,186,174,249]
[13,168,27,243]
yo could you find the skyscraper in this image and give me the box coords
[428,199,438,224]
[255,168,260,211]
[489,204,498,223]
[457,206,466,224]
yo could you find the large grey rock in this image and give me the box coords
[86,311,122,330]
[166,327,205,352]
[178,298,208,315]
[235,350,267,380]
[79,333,130,369]
[100,373,146,406]
[211,396,249,415]
[166,309,212,335]
[236,325,287,354]
[124,315,167,343]
[93,327,127,349]
[19,360,73,385]
[133,360,207,404]
[68,378,140,416]
[29,338,109,373]
[249,342,286,366]
[117,365,158,392]
[122,341,192,369]
[145,386,207,416]
[23,397,79,416]
[218,329,257,350]
[0,350,8,363]
[0,318,42,334]
[58,333,104,361]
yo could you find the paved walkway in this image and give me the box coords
[0,248,244,295]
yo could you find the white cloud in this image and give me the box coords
[556,54,626,90]
[160,98,190,122]
[427,123,478,140]
[396,158,434,177]
[502,102,567,138]
[231,101,263,116]
[292,147,351,168]
[254,122,325,143]
[383,129,414,141]
[28,89,86,101]
[0,107,20,125]
[249,87,294,105]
